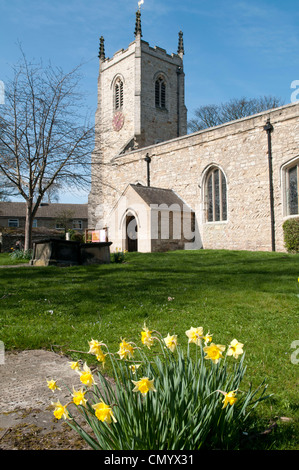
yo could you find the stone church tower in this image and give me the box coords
[88,9,187,230]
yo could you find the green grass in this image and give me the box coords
[0,249,298,449]
[0,252,30,265]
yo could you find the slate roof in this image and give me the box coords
[130,184,193,210]
[0,202,88,219]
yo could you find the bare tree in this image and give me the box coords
[0,50,94,250]
[41,180,61,203]
[188,95,284,132]
[0,173,19,200]
[55,209,74,234]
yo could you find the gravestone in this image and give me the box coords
[31,238,112,266]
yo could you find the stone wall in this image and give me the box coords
[89,102,299,253]
[0,229,64,253]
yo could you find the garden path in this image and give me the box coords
[0,349,90,450]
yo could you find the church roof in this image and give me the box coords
[130,184,192,210]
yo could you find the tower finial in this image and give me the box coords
[99,36,105,60]
[178,31,184,58]
[135,5,143,37]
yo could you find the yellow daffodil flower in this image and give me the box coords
[129,364,141,374]
[203,332,213,345]
[227,339,244,359]
[79,362,96,387]
[52,400,70,420]
[203,343,226,364]
[47,379,61,392]
[117,339,134,360]
[88,339,105,356]
[185,326,204,346]
[96,349,107,365]
[69,361,81,371]
[132,377,156,396]
[92,400,117,424]
[141,324,154,349]
[222,390,238,408]
[72,387,87,407]
[163,333,178,352]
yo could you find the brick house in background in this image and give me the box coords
[0,202,88,251]
[0,202,88,231]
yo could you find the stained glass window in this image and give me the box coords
[206,168,227,222]
[287,164,298,215]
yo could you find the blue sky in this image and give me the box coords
[1,0,298,203]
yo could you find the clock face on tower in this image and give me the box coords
[112,111,125,132]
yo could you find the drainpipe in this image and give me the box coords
[144,154,151,187]
[263,118,275,252]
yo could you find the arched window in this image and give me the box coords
[285,160,299,215]
[115,78,123,110]
[206,167,227,222]
[155,77,166,109]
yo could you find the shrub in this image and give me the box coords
[9,249,33,260]
[47,326,270,450]
[70,231,84,243]
[283,218,299,253]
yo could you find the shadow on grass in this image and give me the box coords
[1,250,299,311]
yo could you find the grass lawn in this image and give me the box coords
[0,252,30,265]
[0,249,298,449]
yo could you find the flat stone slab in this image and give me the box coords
[0,350,91,450]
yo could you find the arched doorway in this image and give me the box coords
[126,215,138,252]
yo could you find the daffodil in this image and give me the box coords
[117,339,134,359]
[185,326,204,346]
[52,400,70,420]
[163,333,178,352]
[88,339,105,356]
[203,332,213,345]
[72,387,87,407]
[222,390,238,408]
[47,379,61,392]
[141,324,154,349]
[79,362,96,387]
[129,364,141,374]
[132,377,156,396]
[96,349,107,366]
[203,343,226,364]
[69,360,81,371]
[92,400,117,424]
[227,339,244,359]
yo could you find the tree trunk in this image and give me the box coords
[24,200,33,251]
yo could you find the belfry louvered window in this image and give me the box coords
[155,77,166,109]
[206,167,227,222]
[115,79,123,110]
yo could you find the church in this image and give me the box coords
[88,9,299,253]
